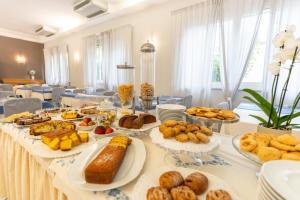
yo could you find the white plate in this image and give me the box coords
[30,134,96,158]
[132,166,240,200]
[156,104,186,111]
[150,127,220,155]
[261,160,300,200]
[68,137,146,191]
[77,124,96,131]
[112,120,161,133]
[260,176,284,200]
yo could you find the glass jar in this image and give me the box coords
[117,63,135,109]
[140,41,156,98]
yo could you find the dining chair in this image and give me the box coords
[3,98,42,117]
[51,87,65,107]
[73,89,86,94]
[0,91,15,99]
[0,84,13,91]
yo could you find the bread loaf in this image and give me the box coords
[85,136,131,184]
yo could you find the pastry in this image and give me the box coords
[186,124,199,133]
[281,153,300,161]
[200,126,213,136]
[159,124,168,132]
[187,107,237,121]
[270,139,296,151]
[85,136,131,184]
[119,115,138,128]
[196,131,210,144]
[60,139,73,151]
[164,120,178,127]
[159,171,184,190]
[276,134,300,146]
[141,113,157,124]
[147,186,172,200]
[173,127,182,136]
[240,138,257,152]
[30,120,76,136]
[187,132,200,144]
[205,112,218,118]
[184,172,208,195]
[162,127,175,139]
[3,112,33,123]
[170,186,196,200]
[177,121,188,126]
[14,115,51,125]
[175,134,189,143]
[206,190,232,200]
[175,125,186,132]
[257,147,281,161]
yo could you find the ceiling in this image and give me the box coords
[0,0,167,43]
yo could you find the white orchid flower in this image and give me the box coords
[268,62,281,75]
[273,51,287,64]
[286,25,296,33]
[282,48,298,60]
[273,31,294,48]
[285,38,298,49]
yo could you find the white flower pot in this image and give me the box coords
[257,124,292,135]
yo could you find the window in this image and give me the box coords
[212,10,270,90]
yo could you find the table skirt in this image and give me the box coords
[0,129,67,200]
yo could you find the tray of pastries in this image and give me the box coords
[150,120,220,155]
[186,107,239,123]
[233,132,300,165]
[2,112,33,123]
[39,108,68,116]
[113,113,160,133]
[30,120,76,136]
[68,136,146,191]
[132,166,239,200]
[14,115,51,127]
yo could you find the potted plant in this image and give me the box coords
[243,25,300,134]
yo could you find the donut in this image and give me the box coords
[270,140,296,151]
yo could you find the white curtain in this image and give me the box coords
[171,0,221,105]
[102,25,133,90]
[44,45,69,85]
[220,0,266,106]
[83,35,98,88]
[83,25,133,90]
[263,0,300,105]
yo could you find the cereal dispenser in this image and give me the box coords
[117,62,135,109]
[140,41,156,112]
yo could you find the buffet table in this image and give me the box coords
[0,120,261,200]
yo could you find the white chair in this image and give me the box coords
[3,98,42,117]
[0,91,15,99]
[0,84,13,91]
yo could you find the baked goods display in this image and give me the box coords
[61,111,83,120]
[85,136,132,184]
[146,170,232,200]
[186,107,237,121]
[141,82,154,97]
[239,132,300,162]
[119,113,157,129]
[159,120,213,144]
[118,84,134,105]
[29,120,76,136]
[14,115,51,126]
[80,106,99,115]
[3,112,33,123]
[41,129,89,151]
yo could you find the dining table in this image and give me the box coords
[0,110,264,200]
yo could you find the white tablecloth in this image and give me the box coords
[0,121,263,200]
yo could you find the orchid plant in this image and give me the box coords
[243,25,300,130]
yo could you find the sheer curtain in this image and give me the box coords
[220,0,266,107]
[83,25,133,90]
[263,0,300,105]
[44,45,69,85]
[83,35,98,88]
[171,0,221,105]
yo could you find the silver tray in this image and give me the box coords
[185,112,240,124]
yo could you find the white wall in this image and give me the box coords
[45,0,248,107]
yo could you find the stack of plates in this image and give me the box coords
[257,160,300,200]
[156,104,186,122]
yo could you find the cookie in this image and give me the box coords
[175,134,189,143]
[281,153,300,161]
[270,139,296,151]
[187,132,200,144]
[200,126,213,136]
[164,120,178,127]
[196,131,210,144]
[240,138,257,152]
[257,147,281,161]
[276,134,299,146]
